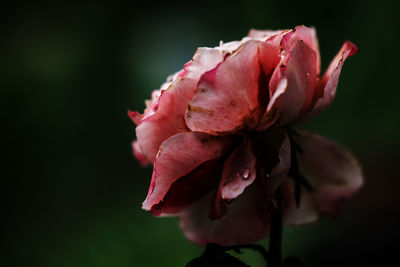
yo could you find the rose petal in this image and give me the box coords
[220,141,257,200]
[293,130,363,216]
[281,26,321,76]
[257,30,289,77]
[150,158,224,216]
[258,40,317,129]
[132,141,150,166]
[181,41,240,81]
[142,132,235,211]
[247,29,287,41]
[210,139,257,219]
[135,78,196,163]
[300,41,358,121]
[127,110,143,126]
[128,90,161,126]
[179,184,270,246]
[160,71,181,91]
[185,40,262,134]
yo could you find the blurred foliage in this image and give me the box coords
[2,0,400,266]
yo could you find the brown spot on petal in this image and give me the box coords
[229,99,237,107]
[188,105,214,116]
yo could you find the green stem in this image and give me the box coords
[268,192,282,267]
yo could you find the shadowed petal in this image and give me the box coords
[253,128,291,202]
[142,132,235,212]
[150,158,224,216]
[179,185,271,246]
[293,130,363,216]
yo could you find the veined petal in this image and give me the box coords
[185,40,262,134]
[142,132,235,212]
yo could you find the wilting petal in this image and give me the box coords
[185,40,262,134]
[135,78,196,163]
[142,132,235,212]
[247,29,287,41]
[259,40,317,129]
[300,41,358,121]
[132,141,149,166]
[160,71,181,91]
[181,41,240,81]
[211,139,257,219]
[293,130,363,216]
[179,185,270,246]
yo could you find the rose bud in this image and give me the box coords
[128,25,363,246]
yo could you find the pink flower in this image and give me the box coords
[128,25,363,246]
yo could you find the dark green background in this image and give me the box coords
[2,0,400,266]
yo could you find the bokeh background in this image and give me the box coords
[3,0,400,266]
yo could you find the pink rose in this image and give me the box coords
[129,25,363,246]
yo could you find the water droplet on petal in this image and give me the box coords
[240,169,250,180]
[279,50,285,59]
